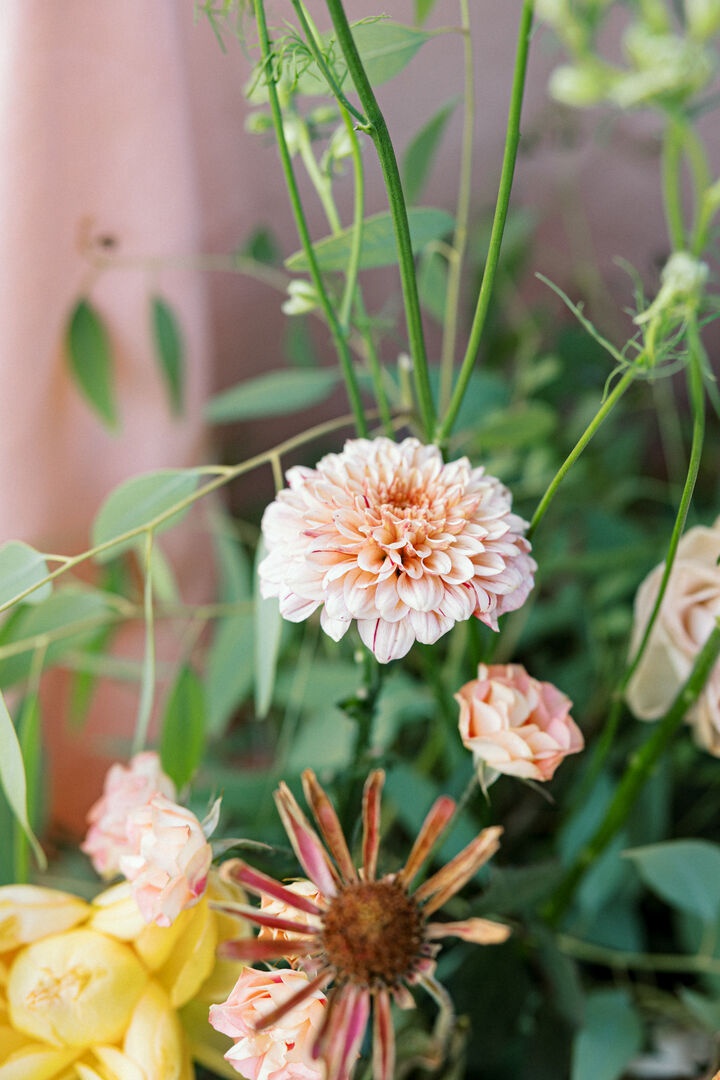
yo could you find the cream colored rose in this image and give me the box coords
[456,663,584,782]
[626,518,720,753]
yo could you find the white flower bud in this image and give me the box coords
[281,279,320,316]
[686,0,720,39]
[634,252,709,326]
[548,63,614,107]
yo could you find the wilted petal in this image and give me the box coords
[426,917,511,944]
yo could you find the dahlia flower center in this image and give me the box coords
[321,879,423,988]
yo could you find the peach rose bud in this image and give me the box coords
[456,663,584,783]
[120,794,213,928]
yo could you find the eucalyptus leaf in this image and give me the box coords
[65,298,118,431]
[92,470,200,561]
[571,989,642,1080]
[296,21,433,94]
[624,839,720,924]
[206,368,340,424]
[415,0,439,23]
[206,612,254,738]
[402,99,458,206]
[254,540,283,719]
[160,666,206,790]
[285,208,455,273]
[0,689,46,869]
[151,296,185,416]
[0,541,53,608]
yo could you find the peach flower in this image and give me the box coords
[259,437,535,663]
[456,663,584,781]
[625,518,720,754]
[209,967,327,1080]
[119,794,213,928]
[82,751,176,878]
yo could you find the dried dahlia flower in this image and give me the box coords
[213,769,510,1080]
[456,663,584,783]
[259,437,535,663]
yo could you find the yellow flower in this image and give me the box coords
[0,871,248,1080]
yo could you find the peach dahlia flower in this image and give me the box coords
[259,437,535,663]
[456,664,584,782]
[81,750,176,878]
[213,769,509,1080]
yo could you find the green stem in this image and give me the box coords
[661,117,688,250]
[435,0,534,446]
[545,616,720,924]
[132,531,156,755]
[253,0,367,436]
[324,0,436,441]
[527,366,636,539]
[576,319,706,797]
[290,0,367,126]
[338,106,364,331]
[439,1,474,415]
[557,933,720,976]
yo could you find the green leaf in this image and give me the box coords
[65,299,118,431]
[206,613,254,739]
[571,989,642,1080]
[414,0,439,23]
[160,666,206,790]
[285,208,455,273]
[14,694,42,882]
[476,402,557,450]
[349,21,433,85]
[624,839,720,923]
[0,541,53,608]
[0,689,46,870]
[92,470,199,561]
[402,99,458,206]
[151,296,185,416]
[286,707,356,773]
[418,250,448,323]
[254,540,283,719]
[0,588,116,689]
[206,369,340,424]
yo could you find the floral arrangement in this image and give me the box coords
[1,1,720,1078]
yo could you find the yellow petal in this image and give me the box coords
[87,1047,145,1080]
[154,897,217,1009]
[7,929,148,1048]
[133,902,196,973]
[123,981,192,1080]
[88,884,145,942]
[0,887,89,953]
[0,1045,80,1080]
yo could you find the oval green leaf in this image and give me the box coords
[285,208,455,273]
[571,989,642,1080]
[0,541,53,608]
[402,99,458,206]
[296,21,432,94]
[151,296,185,416]
[0,689,46,869]
[92,470,200,561]
[160,666,206,790]
[624,839,720,924]
[66,298,119,431]
[206,368,340,424]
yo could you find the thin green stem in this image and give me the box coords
[338,106,365,331]
[439,2,474,415]
[324,0,436,440]
[573,323,706,797]
[253,0,367,436]
[661,118,688,250]
[289,0,367,126]
[435,0,534,446]
[132,531,156,755]
[527,366,636,539]
[545,616,720,924]
[556,933,720,976]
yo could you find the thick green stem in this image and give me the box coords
[435,0,534,446]
[545,616,720,924]
[528,366,636,539]
[253,0,367,436]
[324,0,436,440]
[439,1,474,414]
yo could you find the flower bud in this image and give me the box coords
[548,62,615,107]
[634,251,709,326]
[686,0,720,38]
[245,110,274,135]
[281,278,319,316]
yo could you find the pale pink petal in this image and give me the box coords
[426,917,511,944]
[275,783,340,898]
[372,989,395,1080]
[361,770,385,882]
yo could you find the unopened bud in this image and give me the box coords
[686,0,720,39]
[281,279,319,316]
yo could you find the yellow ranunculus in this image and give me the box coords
[0,872,248,1080]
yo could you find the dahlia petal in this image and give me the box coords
[415,826,503,915]
[397,796,455,889]
[302,770,357,884]
[372,989,396,1080]
[278,592,321,622]
[396,572,444,613]
[409,609,455,646]
[320,606,352,642]
[219,937,316,962]
[223,860,324,915]
[361,770,385,881]
[275,783,340,898]
[358,618,415,664]
[426,917,511,944]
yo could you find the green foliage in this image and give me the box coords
[0,689,46,871]
[65,299,119,431]
[0,541,53,608]
[91,469,200,560]
[160,666,206,790]
[285,208,455,272]
[624,839,720,923]
[571,989,643,1080]
[206,368,340,423]
[401,99,458,206]
[151,296,185,416]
